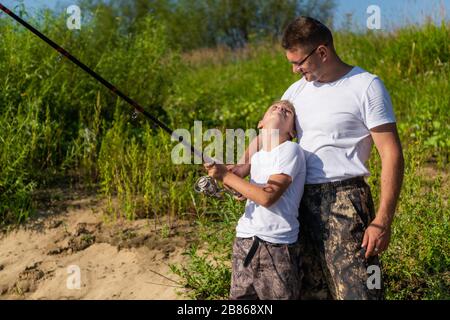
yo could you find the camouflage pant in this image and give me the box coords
[299,177,384,300]
[230,237,302,300]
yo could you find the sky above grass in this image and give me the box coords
[1,0,449,32]
[333,0,449,30]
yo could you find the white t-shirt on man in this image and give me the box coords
[281,66,396,184]
[236,141,306,244]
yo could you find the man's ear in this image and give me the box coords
[257,120,263,129]
[318,45,328,62]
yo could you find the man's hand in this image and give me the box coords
[226,164,250,178]
[361,219,392,258]
[204,162,228,181]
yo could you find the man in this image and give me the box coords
[231,16,404,300]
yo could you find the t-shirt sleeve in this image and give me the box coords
[269,143,301,179]
[362,77,396,129]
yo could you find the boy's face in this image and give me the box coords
[258,103,296,139]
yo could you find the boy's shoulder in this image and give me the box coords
[279,142,306,172]
[278,141,304,157]
[252,141,304,163]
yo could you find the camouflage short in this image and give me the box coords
[298,177,384,300]
[230,237,302,300]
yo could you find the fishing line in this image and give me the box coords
[0,3,239,198]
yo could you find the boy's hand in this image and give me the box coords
[226,164,250,178]
[233,194,247,201]
[223,183,247,201]
[204,162,228,181]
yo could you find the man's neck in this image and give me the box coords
[318,58,353,83]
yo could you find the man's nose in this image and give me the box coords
[292,64,302,73]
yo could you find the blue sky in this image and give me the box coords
[2,0,450,31]
[333,0,450,30]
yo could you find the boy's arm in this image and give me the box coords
[228,134,262,178]
[205,163,292,208]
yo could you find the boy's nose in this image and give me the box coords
[274,106,286,114]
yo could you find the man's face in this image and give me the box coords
[286,45,324,82]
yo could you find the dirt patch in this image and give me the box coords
[7,261,53,296]
[416,164,449,202]
[0,187,198,300]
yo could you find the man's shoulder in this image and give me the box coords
[348,66,380,85]
[290,77,307,91]
[282,78,307,101]
[349,67,393,102]
[289,77,307,88]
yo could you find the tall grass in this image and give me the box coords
[1,10,177,223]
[0,102,36,225]
[97,105,200,221]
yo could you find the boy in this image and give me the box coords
[204,100,306,300]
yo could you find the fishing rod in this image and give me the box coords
[0,3,239,198]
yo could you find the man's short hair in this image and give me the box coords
[282,16,333,51]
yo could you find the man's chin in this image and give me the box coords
[302,73,314,82]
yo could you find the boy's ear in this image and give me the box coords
[257,120,264,129]
[288,128,297,140]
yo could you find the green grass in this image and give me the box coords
[0,10,448,299]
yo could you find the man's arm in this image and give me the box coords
[362,123,404,258]
[205,163,291,208]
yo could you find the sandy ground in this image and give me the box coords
[0,188,197,300]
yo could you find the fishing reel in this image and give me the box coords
[194,176,242,199]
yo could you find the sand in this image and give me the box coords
[0,189,196,300]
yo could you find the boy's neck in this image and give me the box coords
[260,128,289,152]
